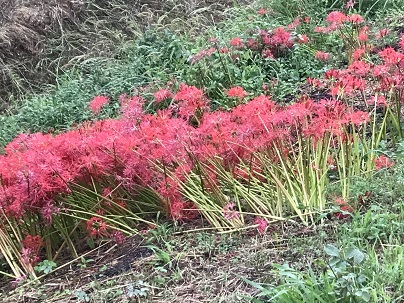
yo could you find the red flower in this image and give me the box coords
[219,47,229,53]
[287,18,301,29]
[110,230,125,244]
[226,86,248,99]
[22,235,43,252]
[345,0,356,9]
[173,83,209,119]
[367,95,386,106]
[223,202,240,221]
[86,217,107,237]
[272,27,292,46]
[21,235,43,265]
[254,217,268,234]
[399,35,404,51]
[246,38,259,50]
[326,11,347,25]
[230,37,244,48]
[258,8,268,15]
[189,47,216,64]
[314,26,327,33]
[376,29,389,39]
[348,14,364,24]
[297,34,309,44]
[374,155,393,170]
[154,88,173,104]
[315,51,330,61]
[89,96,109,115]
[334,197,354,219]
[352,47,366,61]
[379,47,404,65]
[348,60,371,77]
[358,26,369,42]
[262,49,274,59]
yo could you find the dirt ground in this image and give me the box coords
[0,221,335,303]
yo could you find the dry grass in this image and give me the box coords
[0,221,335,302]
[0,0,239,111]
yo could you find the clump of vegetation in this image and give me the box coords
[0,0,403,302]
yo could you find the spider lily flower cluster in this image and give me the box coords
[0,10,400,278]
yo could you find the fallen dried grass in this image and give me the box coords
[0,0,238,110]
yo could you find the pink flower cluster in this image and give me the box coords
[315,39,404,106]
[190,22,300,64]
[0,79,370,229]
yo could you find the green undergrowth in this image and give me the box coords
[243,161,404,303]
[2,0,403,148]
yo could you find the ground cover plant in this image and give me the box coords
[0,0,404,302]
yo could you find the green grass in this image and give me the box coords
[242,161,404,303]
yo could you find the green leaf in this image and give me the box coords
[346,247,365,264]
[324,244,340,257]
[355,290,371,302]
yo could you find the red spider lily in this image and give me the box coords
[230,37,244,49]
[110,230,126,244]
[334,197,354,219]
[315,51,330,61]
[272,27,292,47]
[41,201,60,224]
[297,34,309,44]
[262,49,274,59]
[326,11,347,25]
[258,8,268,15]
[154,88,173,104]
[378,47,404,65]
[376,29,389,39]
[374,155,394,170]
[307,77,322,87]
[345,0,356,9]
[314,26,328,34]
[173,83,209,119]
[169,199,198,221]
[226,86,249,99]
[287,18,301,29]
[219,47,229,54]
[348,60,371,77]
[348,14,364,24]
[22,235,43,252]
[399,35,404,51]
[21,235,43,265]
[89,96,109,115]
[366,95,386,106]
[246,38,259,50]
[189,47,216,64]
[223,202,240,221]
[352,47,367,61]
[358,26,369,42]
[0,79,372,229]
[254,217,268,234]
[86,217,107,237]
